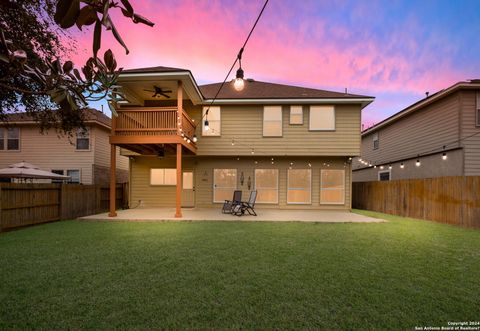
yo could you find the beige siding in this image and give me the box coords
[353,149,464,181]
[358,92,461,167]
[460,90,480,176]
[187,104,361,156]
[0,125,95,184]
[129,155,351,210]
[93,127,129,170]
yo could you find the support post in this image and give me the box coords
[175,143,182,218]
[177,80,183,136]
[109,144,117,217]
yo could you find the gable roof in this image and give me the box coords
[199,80,372,99]
[1,108,112,129]
[121,66,189,74]
[361,80,480,136]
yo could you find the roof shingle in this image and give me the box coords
[199,80,373,99]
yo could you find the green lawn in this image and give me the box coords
[1,211,479,330]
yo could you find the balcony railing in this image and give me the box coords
[114,108,197,142]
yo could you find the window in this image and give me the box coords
[213,169,237,203]
[255,169,279,204]
[150,169,177,185]
[263,106,282,136]
[309,105,335,130]
[378,170,391,181]
[7,128,19,150]
[76,128,89,150]
[51,169,64,184]
[202,106,221,136]
[67,169,80,184]
[287,169,311,204]
[290,106,303,125]
[320,169,345,204]
[476,92,480,127]
[0,128,4,150]
[0,127,20,150]
[373,132,379,150]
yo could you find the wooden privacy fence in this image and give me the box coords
[352,176,480,228]
[0,183,127,231]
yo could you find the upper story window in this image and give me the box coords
[476,92,480,127]
[0,127,20,151]
[289,106,303,125]
[373,132,379,150]
[263,106,282,136]
[202,106,221,136]
[309,105,335,131]
[76,128,90,150]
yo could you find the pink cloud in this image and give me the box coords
[66,0,472,123]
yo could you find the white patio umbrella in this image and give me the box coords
[0,161,70,180]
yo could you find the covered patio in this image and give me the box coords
[79,208,385,223]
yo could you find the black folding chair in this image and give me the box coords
[222,190,242,214]
[233,191,257,216]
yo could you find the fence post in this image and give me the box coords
[95,185,101,214]
[59,183,67,220]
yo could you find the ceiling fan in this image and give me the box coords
[143,85,172,98]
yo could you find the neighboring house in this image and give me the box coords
[0,109,129,185]
[352,80,480,182]
[108,66,374,217]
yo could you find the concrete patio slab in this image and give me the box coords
[78,208,385,223]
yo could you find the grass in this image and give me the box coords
[1,211,479,330]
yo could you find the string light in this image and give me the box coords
[416,159,421,167]
[192,135,197,143]
[251,148,255,155]
[442,152,447,160]
[231,139,235,146]
[204,119,209,131]
[380,165,384,170]
[400,163,404,169]
[388,165,392,170]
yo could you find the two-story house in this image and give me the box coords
[108,66,374,217]
[0,108,129,185]
[352,80,480,182]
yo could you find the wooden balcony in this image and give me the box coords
[109,107,197,154]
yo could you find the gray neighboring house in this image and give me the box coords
[353,80,480,182]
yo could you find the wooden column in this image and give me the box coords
[109,144,117,217]
[175,80,183,218]
[175,143,182,218]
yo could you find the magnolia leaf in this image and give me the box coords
[120,0,134,14]
[55,0,80,29]
[73,68,83,81]
[132,13,155,27]
[63,61,73,73]
[93,20,102,58]
[103,49,116,71]
[121,8,133,18]
[0,52,10,63]
[76,6,98,30]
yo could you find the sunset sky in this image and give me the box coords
[73,0,480,127]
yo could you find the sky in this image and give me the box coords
[71,0,480,128]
